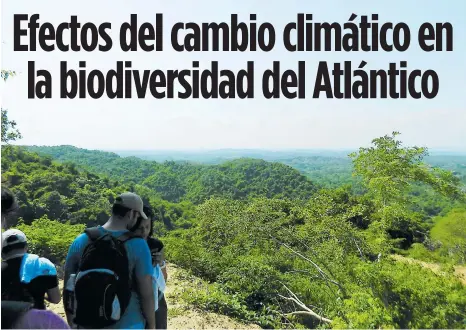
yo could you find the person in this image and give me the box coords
[2,229,61,309]
[131,205,168,330]
[1,187,19,230]
[149,238,168,330]
[1,187,69,329]
[63,192,155,329]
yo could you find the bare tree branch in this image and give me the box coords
[278,284,332,324]
[270,234,345,294]
[353,237,365,261]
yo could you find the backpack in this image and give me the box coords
[1,300,33,329]
[1,260,36,306]
[73,227,140,328]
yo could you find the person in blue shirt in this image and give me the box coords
[63,192,155,329]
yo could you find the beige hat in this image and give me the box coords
[114,192,148,220]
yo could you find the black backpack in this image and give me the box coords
[1,260,36,306]
[73,227,140,328]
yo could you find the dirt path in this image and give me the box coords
[47,264,260,329]
[392,254,466,285]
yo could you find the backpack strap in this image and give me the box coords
[84,227,105,241]
[117,231,142,243]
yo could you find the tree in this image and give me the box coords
[1,70,22,144]
[349,132,464,207]
[349,132,466,249]
[2,109,22,144]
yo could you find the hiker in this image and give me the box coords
[63,192,155,329]
[1,229,61,309]
[130,206,168,329]
[1,188,69,329]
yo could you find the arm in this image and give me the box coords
[134,239,156,329]
[137,275,156,329]
[153,245,167,282]
[161,261,168,282]
[36,258,61,304]
[63,235,84,326]
[46,286,61,304]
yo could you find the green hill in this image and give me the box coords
[25,145,317,204]
[3,133,466,329]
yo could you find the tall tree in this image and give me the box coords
[349,132,465,249]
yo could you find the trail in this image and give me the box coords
[47,264,260,329]
[392,254,466,285]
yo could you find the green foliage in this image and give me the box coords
[16,216,85,265]
[1,71,22,144]
[1,109,22,144]
[3,132,466,329]
[178,271,281,328]
[430,208,466,264]
[165,196,466,329]
[349,132,466,250]
[335,260,466,329]
[1,146,149,227]
[26,146,317,204]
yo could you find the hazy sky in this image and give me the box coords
[1,0,465,151]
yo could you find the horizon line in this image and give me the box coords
[17,144,466,155]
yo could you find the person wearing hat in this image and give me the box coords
[63,192,155,329]
[1,229,61,310]
[1,188,69,329]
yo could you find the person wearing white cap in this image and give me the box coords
[1,229,61,310]
[63,192,155,329]
[1,188,69,329]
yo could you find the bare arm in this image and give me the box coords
[162,266,168,282]
[63,236,84,326]
[46,286,61,304]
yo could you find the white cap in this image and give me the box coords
[114,192,148,220]
[1,229,27,260]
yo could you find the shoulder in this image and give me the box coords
[36,257,57,276]
[126,237,149,249]
[73,233,89,245]
[65,233,89,257]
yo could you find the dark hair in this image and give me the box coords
[2,188,18,215]
[111,203,132,218]
[144,205,154,238]
[147,237,163,251]
[130,205,154,236]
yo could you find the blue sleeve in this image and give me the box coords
[129,238,153,279]
[64,233,88,276]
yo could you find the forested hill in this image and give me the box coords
[4,133,466,328]
[23,145,317,204]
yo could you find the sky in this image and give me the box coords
[1,0,465,151]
